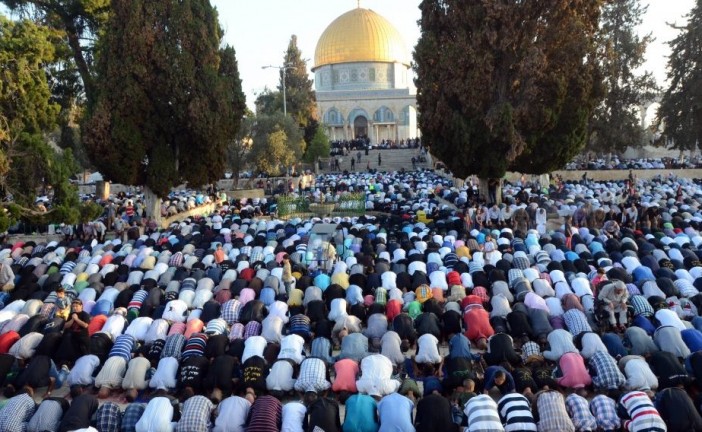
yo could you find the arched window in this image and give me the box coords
[373,106,395,123]
[324,108,343,125]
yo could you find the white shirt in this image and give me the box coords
[579,332,608,359]
[268,301,289,323]
[266,360,296,391]
[95,356,127,388]
[125,317,153,341]
[262,316,284,344]
[242,336,267,363]
[8,332,43,360]
[162,300,188,323]
[278,334,306,365]
[545,297,565,317]
[67,355,100,386]
[415,334,441,364]
[213,396,251,432]
[328,298,348,321]
[122,357,151,390]
[621,356,658,391]
[149,357,179,390]
[490,294,512,318]
[212,215,223,230]
[655,309,687,332]
[136,397,174,432]
[145,319,171,344]
[281,401,306,432]
[355,354,399,397]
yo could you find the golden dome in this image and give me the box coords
[314,8,410,70]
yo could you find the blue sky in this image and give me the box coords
[212,0,696,110]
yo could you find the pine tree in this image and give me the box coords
[83,0,245,217]
[256,35,319,145]
[588,0,658,154]
[658,0,702,151]
[414,0,603,186]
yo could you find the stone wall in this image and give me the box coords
[160,203,216,229]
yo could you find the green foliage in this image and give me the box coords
[304,126,330,163]
[0,16,60,138]
[84,0,245,199]
[256,35,318,144]
[2,0,111,104]
[588,0,658,154]
[414,0,603,178]
[247,113,305,176]
[227,111,254,185]
[79,201,103,222]
[658,1,702,151]
[277,195,310,217]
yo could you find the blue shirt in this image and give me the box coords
[484,366,515,394]
[449,334,480,360]
[314,274,331,291]
[343,394,378,432]
[682,328,702,353]
[377,393,414,432]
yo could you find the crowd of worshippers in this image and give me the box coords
[4,172,702,431]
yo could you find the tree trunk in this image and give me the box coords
[479,177,502,204]
[143,186,162,226]
[64,23,95,105]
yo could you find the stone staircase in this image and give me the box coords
[321,149,432,173]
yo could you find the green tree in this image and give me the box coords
[658,0,702,151]
[0,15,60,198]
[304,126,330,163]
[2,0,110,105]
[414,0,603,191]
[248,113,305,176]
[588,0,657,154]
[84,0,245,218]
[227,109,254,187]
[256,35,318,144]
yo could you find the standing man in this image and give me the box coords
[57,299,91,367]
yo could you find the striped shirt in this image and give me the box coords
[109,334,137,363]
[246,395,282,432]
[60,261,77,275]
[181,333,208,360]
[464,394,505,432]
[618,391,666,432]
[497,393,537,432]
[205,318,228,336]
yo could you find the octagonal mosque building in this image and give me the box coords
[313,6,419,143]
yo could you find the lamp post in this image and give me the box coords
[262,64,295,117]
